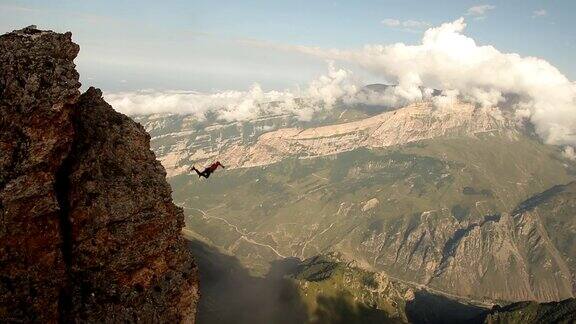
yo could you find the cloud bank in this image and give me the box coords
[466,5,496,16]
[532,9,547,18]
[281,18,576,147]
[381,18,431,32]
[106,17,576,148]
[106,61,361,121]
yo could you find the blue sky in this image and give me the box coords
[1,0,574,92]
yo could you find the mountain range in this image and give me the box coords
[136,86,576,310]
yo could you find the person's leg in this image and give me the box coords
[191,166,203,178]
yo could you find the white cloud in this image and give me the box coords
[432,89,460,110]
[533,9,547,18]
[271,18,576,147]
[306,61,359,106]
[347,84,424,108]
[466,4,496,16]
[381,18,430,32]
[402,20,431,29]
[105,62,361,121]
[108,17,576,149]
[106,86,294,120]
[381,19,401,27]
[106,58,435,122]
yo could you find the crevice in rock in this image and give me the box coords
[54,109,77,323]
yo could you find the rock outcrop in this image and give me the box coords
[0,26,198,322]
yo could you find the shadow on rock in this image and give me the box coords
[406,290,486,324]
[187,240,308,324]
[312,294,403,324]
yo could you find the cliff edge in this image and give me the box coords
[0,26,199,322]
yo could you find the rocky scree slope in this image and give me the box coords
[0,26,198,322]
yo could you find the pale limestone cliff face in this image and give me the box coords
[221,102,515,169]
[140,101,517,176]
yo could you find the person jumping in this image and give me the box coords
[191,161,225,179]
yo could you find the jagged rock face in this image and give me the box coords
[62,88,199,322]
[0,27,198,322]
[513,182,576,296]
[426,212,573,302]
[0,26,80,322]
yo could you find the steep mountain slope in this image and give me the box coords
[0,26,198,322]
[167,132,575,303]
[134,113,296,177]
[512,182,576,296]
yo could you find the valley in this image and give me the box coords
[137,97,576,319]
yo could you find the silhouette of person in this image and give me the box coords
[191,161,225,179]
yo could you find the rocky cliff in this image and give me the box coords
[0,26,198,322]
